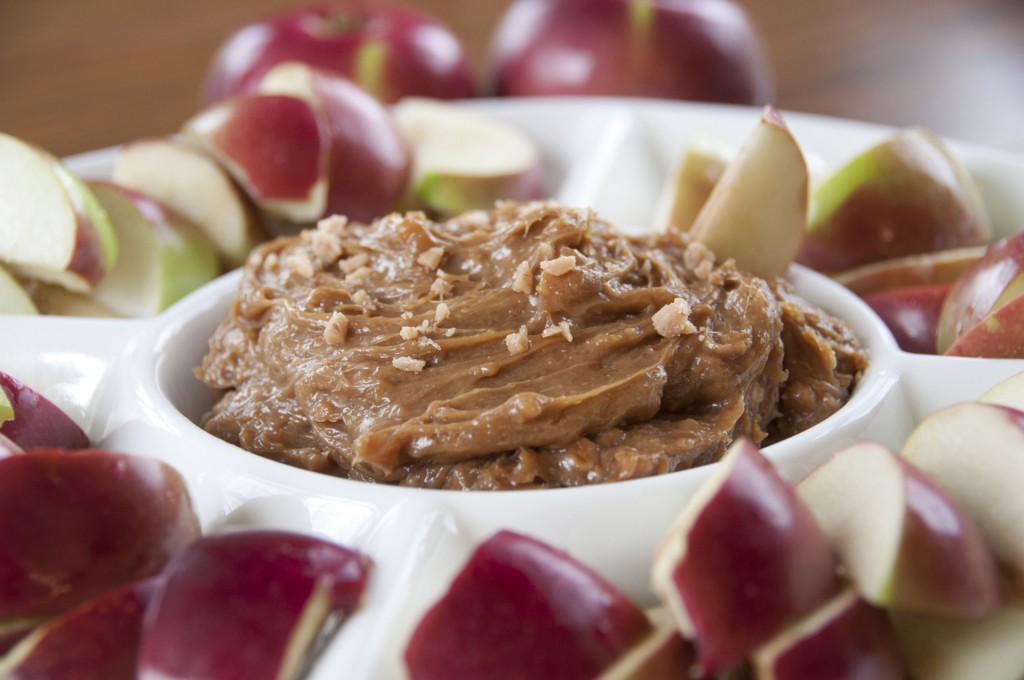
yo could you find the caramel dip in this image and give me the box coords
[197,202,867,490]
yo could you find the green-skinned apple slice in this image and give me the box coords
[653,131,735,233]
[650,438,840,675]
[405,529,651,680]
[798,441,1003,617]
[0,370,89,450]
[688,106,808,278]
[0,264,38,315]
[138,530,371,680]
[797,127,992,273]
[0,133,118,292]
[87,181,220,317]
[112,136,265,268]
[392,97,545,217]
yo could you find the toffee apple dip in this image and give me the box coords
[197,201,867,490]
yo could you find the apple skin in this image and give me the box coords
[901,401,1024,601]
[87,181,221,317]
[405,529,651,680]
[797,441,1004,618]
[862,282,950,354]
[688,106,808,278]
[944,291,1024,358]
[833,245,984,297]
[936,230,1024,355]
[596,608,697,680]
[0,132,118,293]
[796,127,992,273]
[0,449,199,622]
[751,589,904,680]
[0,577,159,680]
[650,438,840,676]
[488,0,773,105]
[138,530,371,680]
[200,2,475,106]
[0,371,89,450]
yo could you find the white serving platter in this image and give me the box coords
[3,97,1024,679]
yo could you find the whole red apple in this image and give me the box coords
[487,0,774,104]
[201,2,476,106]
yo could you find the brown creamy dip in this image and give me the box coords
[197,202,867,490]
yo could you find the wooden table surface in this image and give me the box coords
[1,0,1023,158]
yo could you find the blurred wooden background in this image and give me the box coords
[1,0,1023,157]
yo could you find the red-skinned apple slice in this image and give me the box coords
[688,106,808,278]
[0,371,89,450]
[901,401,1024,600]
[863,282,950,354]
[796,127,991,273]
[833,245,985,297]
[797,441,1003,617]
[751,588,904,680]
[405,529,651,680]
[111,136,265,268]
[0,264,38,315]
[138,530,371,680]
[596,608,697,680]
[0,577,159,680]
[392,97,546,216]
[944,290,1024,357]
[0,433,22,457]
[653,131,735,233]
[0,449,198,623]
[0,133,118,292]
[650,437,840,675]
[86,181,221,317]
[891,605,1024,680]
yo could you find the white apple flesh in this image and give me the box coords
[138,530,371,680]
[112,136,265,268]
[797,441,1004,617]
[687,106,808,278]
[392,97,546,216]
[650,437,840,675]
[979,370,1024,411]
[596,608,696,680]
[0,370,89,450]
[901,401,1024,600]
[653,131,734,233]
[0,264,38,315]
[0,132,118,292]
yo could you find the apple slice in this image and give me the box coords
[391,97,546,216]
[833,245,985,297]
[650,438,840,675]
[596,608,697,680]
[87,181,220,317]
[111,136,265,268]
[688,106,808,278]
[901,401,1024,600]
[24,281,121,317]
[0,371,89,450]
[0,433,22,457]
[0,264,38,315]
[797,127,992,273]
[0,577,159,680]
[979,370,1024,411]
[0,132,118,292]
[863,282,950,354]
[138,530,371,680]
[797,441,1003,617]
[944,290,1024,357]
[653,131,735,233]
[0,449,198,624]
[405,530,651,680]
[751,588,904,680]
[891,605,1024,680]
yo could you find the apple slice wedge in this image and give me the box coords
[596,608,697,680]
[0,371,89,450]
[87,181,220,317]
[751,588,904,680]
[901,401,1024,600]
[0,133,118,292]
[650,437,840,675]
[112,136,265,268]
[392,97,546,216]
[979,370,1024,411]
[863,283,950,354]
[0,264,38,315]
[138,530,371,680]
[405,529,651,680]
[653,131,735,233]
[25,281,121,317]
[833,245,985,297]
[797,441,1003,617]
[687,106,808,278]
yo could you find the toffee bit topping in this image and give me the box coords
[345,266,372,286]
[685,241,716,281]
[339,252,370,275]
[286,253,316,279]
[393,356,426,373]
[504,325,530,355]
[419,336,442,351]
[430,276,454,298]
[435,302,451,324]
[263,252,281,274]
[542,320,574,342]
[400,326,421,341]
[511,261,534,294]
[316,214,349,237]
[352,289,373,307]
[417,246,445,270]
[324,312,350,345]
[539,255,576,277]
[311,229,344,265]
[653,298,698,338]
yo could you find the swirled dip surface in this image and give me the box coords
[198,202,866,489]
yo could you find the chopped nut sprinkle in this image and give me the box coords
[538,242,555,260]
[511,261,534,294]
[430,276,454,298]
[311,229,344,265]
[417,246,445,270]
[542,320,574,342]
[418,336,442,351]
[316,215,349,237]
[540,255,576,277]
[286,253,315,279]
[435,302,451,324]
[352,289,372,307]
[324,312,350,345]
[345,266,372,286]
[392,356,426,373]
[400,326,421,341]
[685,241,716,280]
[653,298,698,338]
[339,252,370,274]
[504,325,530,355]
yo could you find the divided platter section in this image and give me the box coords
[2,98,1023,679]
